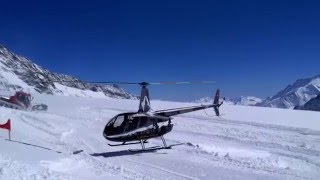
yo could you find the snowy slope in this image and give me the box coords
[0,95,320,179]
[0,44,134,99]
[258,75,320,109]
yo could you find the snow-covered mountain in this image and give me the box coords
[228,96,262,106]
[195,97,214,103]
[295,94,320,111]
[196,96,262,106]
[257,75,320,109]
[0,44,135,99]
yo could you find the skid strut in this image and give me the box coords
[135,137,169,151]
[160,136,167,148]
[129,137,171,152]
[140,139,146,150]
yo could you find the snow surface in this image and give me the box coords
[0,94,320,179]
[52,83,109,98]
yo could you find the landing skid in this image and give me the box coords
[108,140,148,147]
[129,136,170,152]
[128,145,171,153]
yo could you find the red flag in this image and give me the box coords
[0,119,11,131]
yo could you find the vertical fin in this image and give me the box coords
[214,89,220,105]
[213,89,221,116]
[138,85,151,112]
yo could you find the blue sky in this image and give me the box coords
[1,0,320,101]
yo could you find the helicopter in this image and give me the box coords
[98,81,223,151]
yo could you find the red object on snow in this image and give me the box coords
[0,119,11,131]
[9,91,32,109]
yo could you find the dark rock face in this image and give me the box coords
[294,94,320,112]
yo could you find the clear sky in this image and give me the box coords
[1,0,320,101]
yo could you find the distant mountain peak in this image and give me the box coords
[195,96,262,106]
[258,75,320,109]
[228,96,262,106]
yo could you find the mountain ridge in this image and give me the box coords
[0,44,135,99]
[257,75,320,109]
[195,96,262,106]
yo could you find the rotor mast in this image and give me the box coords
[138,82,151,113]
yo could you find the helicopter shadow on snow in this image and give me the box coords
[0,135,184,158]
[2,137,161,157]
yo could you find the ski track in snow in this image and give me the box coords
[126,160,198,180]
[176,116,320,167]
[0,96,320,179]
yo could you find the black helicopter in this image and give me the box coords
[101,81,223,151]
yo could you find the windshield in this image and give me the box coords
[113,115,125,128]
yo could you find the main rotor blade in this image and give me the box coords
[89,81,141,85]
[61,81,216,85]
[148,81,216,85]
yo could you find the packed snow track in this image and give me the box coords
[0,94,319,180]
